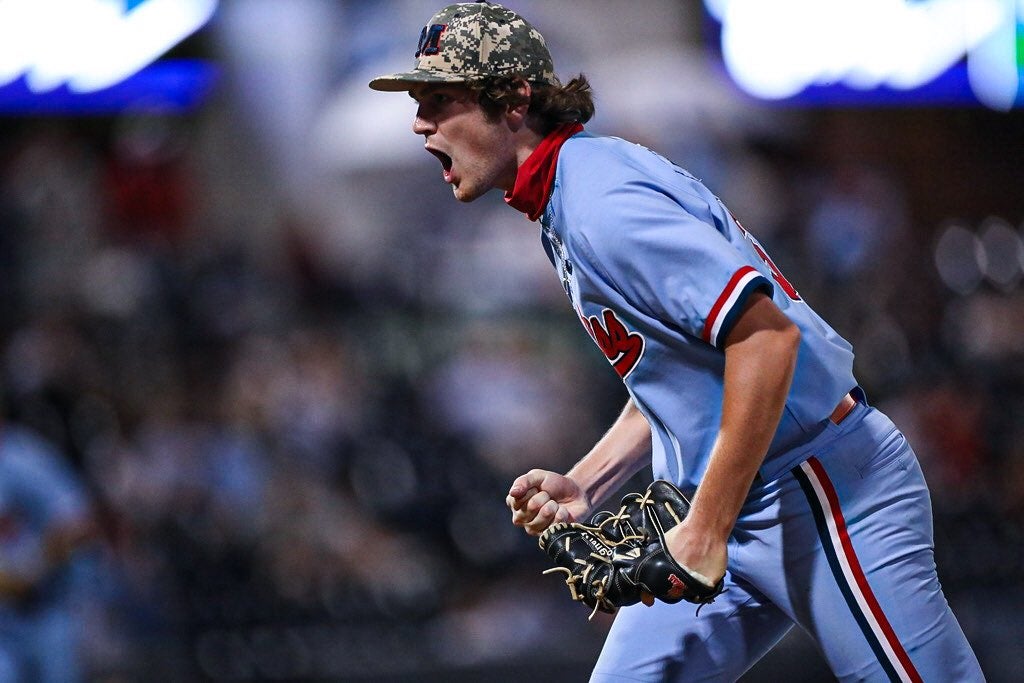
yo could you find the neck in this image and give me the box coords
[504,125,547,192]
[504,121,584,220]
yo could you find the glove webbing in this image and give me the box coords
[591,503,647,547]
[542,549,616,619]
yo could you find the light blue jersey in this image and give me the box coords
[540,132,857,492]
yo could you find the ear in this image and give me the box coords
[505,78,533,131]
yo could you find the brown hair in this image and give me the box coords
[471,74,595,134]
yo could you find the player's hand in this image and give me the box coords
[663,519,728,592]
[507,469,592,536]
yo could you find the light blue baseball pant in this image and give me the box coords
[591,400,984,682]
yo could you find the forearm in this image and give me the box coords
[507,399,651,534]
[567,398,651,510]
[687,306,800,538]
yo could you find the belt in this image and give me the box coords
[829,392,857,425]
[754,392,859,485]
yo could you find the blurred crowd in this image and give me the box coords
[1,1,1023,682]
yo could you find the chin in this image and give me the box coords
[451,184,481,203]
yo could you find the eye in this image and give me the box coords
[431,92,452,105]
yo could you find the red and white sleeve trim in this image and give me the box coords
[701,266,772,348]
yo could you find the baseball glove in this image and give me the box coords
[538,479,725,618]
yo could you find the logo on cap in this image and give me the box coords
[416,24,446,58]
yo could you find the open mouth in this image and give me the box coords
[427,148,454,182]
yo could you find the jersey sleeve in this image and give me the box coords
[576,178,773,348]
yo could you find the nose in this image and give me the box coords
[412,107,435,135]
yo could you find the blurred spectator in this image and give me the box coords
[0,418,100,683]
[424,320,602,479]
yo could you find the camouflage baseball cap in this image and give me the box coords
[368,1,556,91]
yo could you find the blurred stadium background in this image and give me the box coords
[0,1,1022,681]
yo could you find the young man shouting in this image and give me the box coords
[369,3,983,681]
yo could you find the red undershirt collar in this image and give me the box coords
[505,122,584,221]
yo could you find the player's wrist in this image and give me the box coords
[675,509,733,546]
[564,480,593,522]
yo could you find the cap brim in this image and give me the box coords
[368,70,473,92]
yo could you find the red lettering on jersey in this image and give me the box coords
[748,240,801,301]
[733,216,801,301]
[587,309,645,379]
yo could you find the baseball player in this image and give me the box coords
[369,2,984,681]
